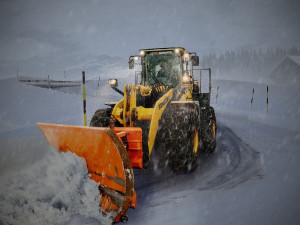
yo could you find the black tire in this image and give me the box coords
[90,108,112,127]
[155,105,200,172]
[200,106,217,153]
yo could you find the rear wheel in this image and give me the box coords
[200,106,217,153]
[90,108,112,127]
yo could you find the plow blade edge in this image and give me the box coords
[36,123,137,223]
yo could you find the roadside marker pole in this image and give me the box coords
[97,76,100,91]
[216,86,219,103]
[267,86,269,112]
[82,71,87,126]
[250,88,254,109]
[48,75,50,89]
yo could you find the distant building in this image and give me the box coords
[269,55,300,86]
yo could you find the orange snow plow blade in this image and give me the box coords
[36,123,142,223]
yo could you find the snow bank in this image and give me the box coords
[0,141,105,225]
[210,79,300,132]
[0,76,131,139]
[0,78,84,139]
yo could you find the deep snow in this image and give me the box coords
[0,77,299,225]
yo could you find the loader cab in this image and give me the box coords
[129,47,199,88]
[142,49,182,87]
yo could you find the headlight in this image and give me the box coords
[139,50,145,56]
[182,74,191,83]
[109,79,118,87]
[183,53,190,61]
[175,48,180,54]
[134,56,139,61]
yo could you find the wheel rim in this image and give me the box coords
[193,130,199,154]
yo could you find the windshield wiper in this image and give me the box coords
[148,67,165,86]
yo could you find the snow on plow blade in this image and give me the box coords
[36,123,142,223]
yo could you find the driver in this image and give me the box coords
[156,61,180,86]
[157,61,169,78]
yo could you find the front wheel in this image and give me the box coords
[156,104,200,172]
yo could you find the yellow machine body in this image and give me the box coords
[112,83,194,156]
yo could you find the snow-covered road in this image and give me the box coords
[0,78,299,225]
[126,121,262,225]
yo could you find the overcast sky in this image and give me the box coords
[0,0,299,79]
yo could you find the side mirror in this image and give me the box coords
[191,56,199,66]
[129,58,134,69]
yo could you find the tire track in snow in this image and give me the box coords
[196,122,262,190]
[133,121,262,200]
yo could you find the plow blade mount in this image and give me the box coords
[37,123,141,223]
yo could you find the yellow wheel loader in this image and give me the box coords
[37,47,216,223]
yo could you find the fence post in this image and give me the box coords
[97,76,100,92]
[82,71,87,126]
[250,88,254,109]
[48,75,50,89]
[266,86,269,112]
[216,86,219,103]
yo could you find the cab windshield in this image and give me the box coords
[144,52,181,87]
